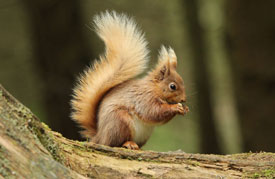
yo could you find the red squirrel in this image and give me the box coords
[71,11,189,150]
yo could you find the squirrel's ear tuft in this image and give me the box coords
[151,46,168,81]
[168,47,177,68]
[158,46,177,69]
[150,46,178,81]
[158,45,169,61]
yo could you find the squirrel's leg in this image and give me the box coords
[115,110,139,150]
[92,109,138,149]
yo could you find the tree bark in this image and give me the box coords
[0,84,274,178]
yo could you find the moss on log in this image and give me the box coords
[0,84,274,178]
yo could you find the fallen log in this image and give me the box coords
[0,84,274,178]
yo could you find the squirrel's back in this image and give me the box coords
[71,11,149,138]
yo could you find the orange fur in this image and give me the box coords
[71,11,149,137]
[71,11,188,148]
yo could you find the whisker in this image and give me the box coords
[186,91,198,98]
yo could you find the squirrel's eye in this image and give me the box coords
[169,83,177,91]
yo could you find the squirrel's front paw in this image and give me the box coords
[175,103,189,115]
[183,104,189,114]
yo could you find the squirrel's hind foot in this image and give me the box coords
[122,141,139,150]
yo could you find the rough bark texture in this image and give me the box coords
[0,84,274,178]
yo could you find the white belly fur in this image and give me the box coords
[131,115,154,145]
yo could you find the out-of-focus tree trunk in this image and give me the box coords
[22,1,93,140]
[182,0,221,154]
[226,0,275,152]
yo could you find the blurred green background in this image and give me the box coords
[0,0,274,154]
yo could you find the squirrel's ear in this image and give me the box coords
[154,46,168,81]
[151,46,178,81]
[155,65,167,81]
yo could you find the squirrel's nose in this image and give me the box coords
[180,99,186,103]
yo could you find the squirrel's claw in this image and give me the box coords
[122,141,140,150]
[176,103,189,115]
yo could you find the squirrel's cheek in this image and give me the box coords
[168,94,182,104]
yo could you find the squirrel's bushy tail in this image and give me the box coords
[71,11,149,138]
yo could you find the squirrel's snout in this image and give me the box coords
[180,99,186,103]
